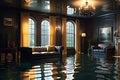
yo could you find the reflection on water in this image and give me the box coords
[0,53,120,80]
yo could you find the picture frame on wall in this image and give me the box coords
[99,27,112,42]
[3,0,17,6]
[3,17,13,27]
[4,0,14,4]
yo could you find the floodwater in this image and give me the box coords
[0,53,119,80]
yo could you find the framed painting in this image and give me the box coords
[3,17,13,27]
[99,27,112,42]
[4,0,15,4]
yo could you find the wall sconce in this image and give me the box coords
[81,33,86,37]
[56,25,61,31]
[24,0,32,6]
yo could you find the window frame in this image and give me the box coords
[29,17,36,46]
[41,19,50,46]
[66,21,75,48]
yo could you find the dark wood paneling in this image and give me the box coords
[93,14,116,45]
[0,7,20,48]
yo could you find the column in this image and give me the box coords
[74,19,81,66]
[62,18,67,55]
[49,16,56,46]
[75,19,81,54]
[20,12,29,47]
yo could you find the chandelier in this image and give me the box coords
[74,0,95,16]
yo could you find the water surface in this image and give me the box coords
[0,53,119,80]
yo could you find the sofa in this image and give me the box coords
[19,46,64,62]
[91,44,107,54]
[91,44,115,59]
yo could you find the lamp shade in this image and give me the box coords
[81,33,86,37]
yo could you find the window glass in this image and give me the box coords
[29,18,36,46]
[41,20,50,46]
[67,6,74,15]
[66,21,75,47]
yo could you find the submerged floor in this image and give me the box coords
[0,53,120,80]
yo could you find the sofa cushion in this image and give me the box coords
[40,47,47,52]
[98,44,107,48]
[47,46,55,52]
[32,47,47,52]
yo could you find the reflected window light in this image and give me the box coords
[32,65,41,68]
[35,74,42,78]
[67,6,74,15]
[67,74,74,80]
[34,68,41,71]
[45,1,50,10]
[44,71,52,76]
[45,77,54,80]
[34,78,42,80]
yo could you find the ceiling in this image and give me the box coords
[4,0,120,18]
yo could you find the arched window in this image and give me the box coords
[29,18,36,46]
[41,19,50,46]
[66,21,75,47]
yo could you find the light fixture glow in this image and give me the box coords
[81,33,86,37]
[74,0,95,16]
[80,0,95,16]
